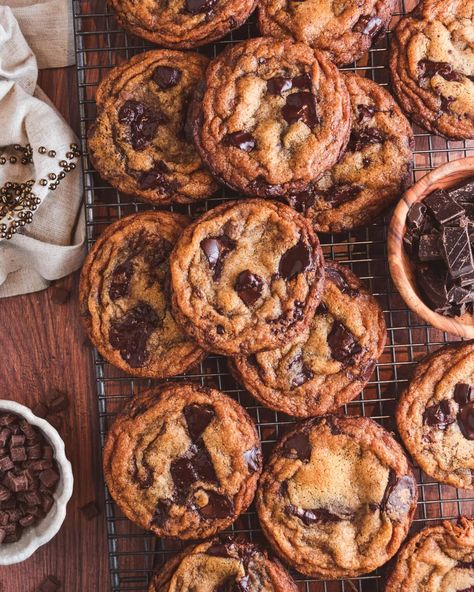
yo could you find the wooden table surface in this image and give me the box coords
[0,67,109,591]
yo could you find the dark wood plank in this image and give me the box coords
[0,67,109,591]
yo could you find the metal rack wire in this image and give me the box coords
[72,1,474,590]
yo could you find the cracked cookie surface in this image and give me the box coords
[103,383,262,540]
[385,518,474,591]
[390,0,474,140]
[258,0,396,66]
[149,537,298,592]
[396,340,474,490]
[108,0,257,48]
[170,199,325,355]
[191,37,351,197]
[88,50,218,205]
[286,73,414,233]
[79,212,205,378]
[256,415,418,579]
[229,262,386,417]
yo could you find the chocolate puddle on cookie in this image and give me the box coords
[282,92,318,127]
[288,353,314,388]
[235,270,264,306]
[278,240,312,279]
[118,100,167,151]
[327,320,362,363]
[285,504,352,526]
[380,471,416,521]
[288,184,363,212]
[152,66,182,90]
[201,235,236,280]
[282,432,311,462]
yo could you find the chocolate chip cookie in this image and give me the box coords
[170,199,325,355]
[191,37,351,198]
[258,0,396,66]
[256,415,418,579]
[79,212,205,378]
[229,262,386,417]
[396,340,474,490]
[108,0,257,48]
[148,537,298,592]
[385,518,474,591]
[287,73,414,233]
[103,383,262,540]
[88,50,218,205]
[390,0,474,140]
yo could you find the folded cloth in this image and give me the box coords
[0,6,85,298]
[0,0,75,69]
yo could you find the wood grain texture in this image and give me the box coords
[388,156,474,339]
[0,67,109,591]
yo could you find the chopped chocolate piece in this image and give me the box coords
[79,501,101,520]
[4,471,29,492]
[109,260,132,301]
[234,270,264,306]
[183,404,215,442]
[185,0,217,13]
[286,504,351,526]
[197,491,234,519]
[406,202,427,231]
[423,399,455,429]
[324,183,363,206]
[23,491,42,506]
[418,233,441,262]
[152,66,182,90]
[459,270,474,287]
[27,444,43,460]
[416,263,449,310]
[41,494,54,514]
[424,189,465,226]
[325,266,359,296]
[327,321,362,362]
[267,76,292,95]
[38,469,59,489]
[454,383,474,406]
[448,179,474,203]
[10,434,25,448]
[292,73,312,90]
[441,225,474,280]
[0,486,10,502]
[282,432,311,462]
[151,499,172,528]
[357,104,376,124]
[38,575,61,592]
[223,131,256,152]
[19,514,35,527]
[403,228,418,257]
[0,456,14,472]
[0,429,10,448]
[447,285,474,306]
[10,447,26,462]
[347,127,384,152]
[43,446,54,460]
[289,353,314,387]
[0,414,16,426]
[458,401,474,440]
[278,241,312,279]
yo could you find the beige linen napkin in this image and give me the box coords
[0,0,75,69]
[0,6,85,298]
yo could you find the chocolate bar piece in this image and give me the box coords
[418,233,441,262]
[441,226,474,280]
[406,201,427,230]
[416,264,449,311]
[425,189,465,226]
[448,179,474,203]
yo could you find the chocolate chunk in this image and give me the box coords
[183,404,215,442]
[151,499,172,528]
[324,184,364,206]
[118,100,143,125]
[243,446,261,474]
[19,514,35,528]
[286,504,350,526]
[0,429,10,448]
[418,60,464,82]
[38,576,61,592]
[423,399,455,429]
[403,228,418,257]
[424,189,465,226]
[447,285,474,306]
[406,202,427,230]
[0,456,14,472]
[4,471,29,493]
[235,270,264,306]
[170,441,217,497]
[118,100,166,151]
[418,233,441,262]
[197,491,233,519]
[152,66,182,90]
[287,189,316,212]
[327,320,362,362]
[292,73,312,90]
[325,266,359,296]
[10,434,24,448]
[278,240,312,279]
[454,383,474,406]
[458,401,474,440]
[79,501,100,520]
[39,469,59,489]
[216,325,225,335]
[288,353,314,387]
[357,104,376,124]
[23,491,41,506]
[448,179,474,203]
[41,494,54,514]
[223,131,256,152]
[10,447,26,462]
[441,226,474,280]
[109,302,161,367]
[282,432,311,462]
[416,263,449,311]
[282,92,318,127]
[200,235,236,280]
[267,76,292,95]
[137,161,172,191]
[347,127,384,152]
[353,15,383,36]
[185,0,217,13]
[382,472,416,521]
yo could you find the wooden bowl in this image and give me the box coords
[388,156,474,338]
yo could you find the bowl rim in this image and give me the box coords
[388,155,474,339]
[0,399,74,565]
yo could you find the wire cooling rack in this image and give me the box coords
[72,1,474,590]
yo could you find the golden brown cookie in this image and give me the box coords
[79,212,205,378]
[256,415,418,579]
[88,50,218,205]
[229,262,386,417]
[103,383,262,540]
[396,341,474,490]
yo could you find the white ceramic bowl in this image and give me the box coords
[0,399,73,565]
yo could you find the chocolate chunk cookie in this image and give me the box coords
[390,0,474,140]
[287,74,414,233]
[79,212,205,378]
[258,0,396,66]
[148,537,298,592]
[385,518,474,591]
[108,0,257,48]
[229,262,386,417]
[88,50,218,205]
[191,37,351,198]
[256,415,418,579]
[396,340,474,490]
[103,383,262,539]
[170,199,325,355]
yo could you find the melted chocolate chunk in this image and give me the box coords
[454,383,474,406]
[152,66,182,90]
[424,189,465,226]
[173,440,218,493]
[109,260,133,301]
[151,499,172,528]
[278,241,312,279]
[292,73,312,90]
[198,491,234,519]
[357,104,376,124]
[325,266,359,296]
[201,235,236,280]
[458,401,474,440]
[243,446,261,474]
[109,302,161,367]
[325,184,364,206]
[286,504,350,526]
[418,60,464,83]
[353,15,383,36]
[347,127,384,152]
[137,161,177,193]
[223,131,256,152]
[423,399,455,429]
[282,432,311,462]
[118,101,166,151]
[132,455,153,489]
[185,0,217,13]
[282,92,318,127]
[267,76,293,96]
[381,472,416,521]
[184,404,215,442]
[327,321,362,362]
[287,189,316,213]
[235,270,264,306]
[326,415,342,435]
[118,100,143,125]
[289,353,314,388]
